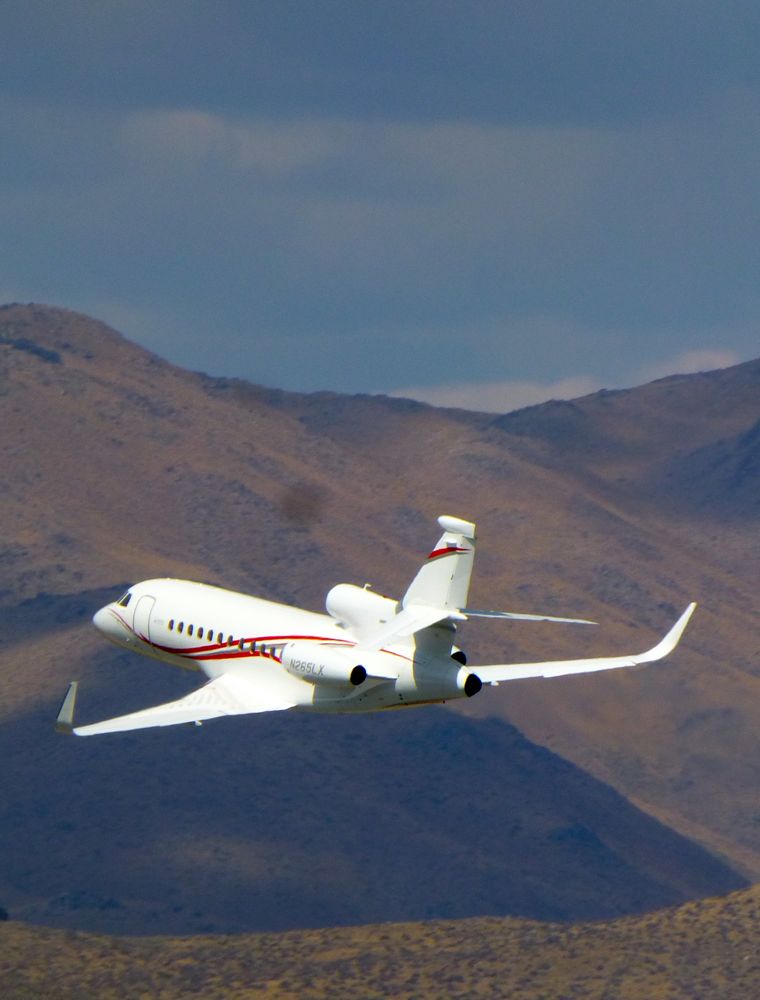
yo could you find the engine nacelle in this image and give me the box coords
[456,666,482,698]
[281,641,367,686]
[326,583,398,632]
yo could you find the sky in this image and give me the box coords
[1,1,759,411]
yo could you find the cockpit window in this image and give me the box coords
[117,592,132,608]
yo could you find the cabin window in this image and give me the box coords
[117,592,132,608]
[188,624,194,637]
[178,622,184,634]
[227,635,233,646]
[238,638,244,650]
[217,632,223,644]
[168,619,174,631]
[198,627,204,639]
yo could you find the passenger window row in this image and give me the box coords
[167,619,232,644]
[166,618,281,657]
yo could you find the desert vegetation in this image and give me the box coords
[2,884,760,999]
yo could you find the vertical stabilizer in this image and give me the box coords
[402,515,476,611]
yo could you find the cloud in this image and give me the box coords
[638,349,741,382]
[390,375,603,414]
[2,84,760,395]
[121,111,339,176]
[390,348,743,414]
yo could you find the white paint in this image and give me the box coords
[65,517,696,736]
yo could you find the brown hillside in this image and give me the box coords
[2,883,760,999]
[1,303,759,906]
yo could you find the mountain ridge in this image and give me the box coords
[1,303,758,936]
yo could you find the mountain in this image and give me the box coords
[1,303,758,932]
[663,416,760,518]
[3,883,760,999]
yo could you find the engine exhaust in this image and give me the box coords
[350,665,367,686]
[463,673,482,697]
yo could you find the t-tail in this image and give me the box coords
[402,515,476,611]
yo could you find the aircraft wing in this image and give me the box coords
[56,674,295,736]
[475,603,696,683]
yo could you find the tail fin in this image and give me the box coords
[402,515,476,611]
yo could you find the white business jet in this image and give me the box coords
[57,515,695,736]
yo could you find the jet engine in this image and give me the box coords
[325,583,398,633]
[280,641,367,686]
[456,666,482,697]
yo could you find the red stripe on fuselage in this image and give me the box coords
[139,631,412,665]
[147,633,354,658]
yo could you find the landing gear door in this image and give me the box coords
[133,595,156,642]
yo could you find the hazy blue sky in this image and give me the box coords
[2,1,758,410]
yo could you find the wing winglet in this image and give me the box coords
[630,601,697,665]
[475,603,697,683]
[55,681,79,734]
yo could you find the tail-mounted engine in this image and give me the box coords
[325,583,399,633]
[281,641,367,686]
[456,667,483,697]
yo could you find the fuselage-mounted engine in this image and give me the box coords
[280,641,367,686]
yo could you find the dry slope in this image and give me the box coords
[2,884,760,999]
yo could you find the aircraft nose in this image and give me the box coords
[92,606,112,633]
[92,602,135,646]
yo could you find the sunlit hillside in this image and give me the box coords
[2,884,760,999]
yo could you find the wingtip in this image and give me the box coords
[55,681,78,735]
[676,601,698,633]
[641,602,697,663]
[671,601,697,647]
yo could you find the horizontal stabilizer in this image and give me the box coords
[463,608,597,625]
[475,603,696,683]
[59,675,294,736]
[360,603,464,651]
